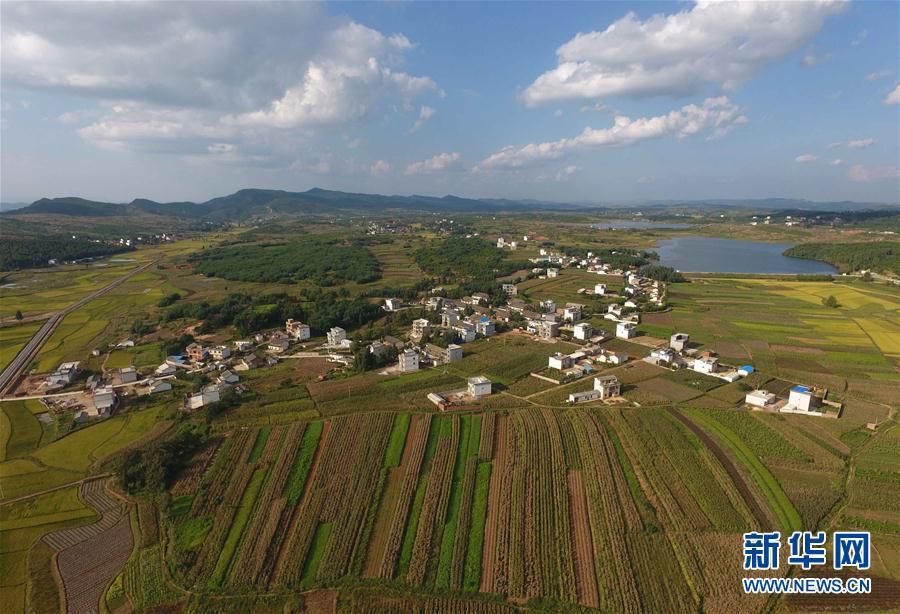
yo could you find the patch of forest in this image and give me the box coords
[414,237,529,278]
[189,238,381,284]
[0,236,135,270]
[784,241,900,275]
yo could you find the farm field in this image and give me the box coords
[0,322,43,374]
[148,409,797,611]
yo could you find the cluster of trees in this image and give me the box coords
[166,291,382,337]
[785,242,900,275]
[116,427,205,493]
[157,292,182,307]
[189,238,382,284]
[0,236,134,270]
[638,264,685,282]
[414,237,529,279]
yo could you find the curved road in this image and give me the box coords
[0,261,155,395]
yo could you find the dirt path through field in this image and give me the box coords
[480,414,507,594]
[568,469,599,609]
[668,408,773,530]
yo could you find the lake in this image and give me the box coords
[591,219,693,230]
[656,237,838,274]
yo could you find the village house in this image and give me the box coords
[548,353,574,371]
[568,389,602,403]
[746,390,777,408]
[187,386,220,410]
[267,337,289,353]
[185,343,208,363]
[143,379,172,395]
[623,299,638,309]
[233,339,253,352]
[528,319,559,339]
[692,356,719,374]
[594,374,621,399]
[442,311,460,327]
[155,363,177,377]
[563,304,582,322]
[369,340,386,356]
[616,321,636,339]
[46,361,81,388]
[597,350,628,365]
[327,326,349,348]
[398,349,420,373]
[507,299,527,313]
[502,283,517,296]
[425,343,463,366]
[234,356,262,371]
[286,319,311,340]
[384,335,406,350]
[547,268,559,278]
[649,347,680,368]
[217,370,240,385]
[787,385,820,412]
[594,283,607,296]
[669,332,690,352]
[383,298,403,312]
[573,322,593,341]
[493,308,512,323]
[467,376,492,399]
[453,323,477,343]
[472,292,490,305]
[475,318,495,336]
[425,296,443,311]
[540,299,556,313]
[93,386,117,414]
[210,345,231,360]
[607,304,624,318]
[118,367,138,384]
[410,318,431,341]
[496,237,506,248]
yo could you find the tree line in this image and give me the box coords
[0,236,134,270]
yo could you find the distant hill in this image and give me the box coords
[4,188,896,225]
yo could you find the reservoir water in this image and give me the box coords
[656,237,838,274]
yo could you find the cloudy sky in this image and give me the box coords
[1,1,898,204]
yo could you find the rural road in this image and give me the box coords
[0,260,156,396]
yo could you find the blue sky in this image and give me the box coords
[1,1,898,204]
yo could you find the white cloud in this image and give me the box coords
[556,165,581,180]
[829,159,843,166]
[802,50,832,67]
[848,164,900,182]
[411,105,436,131]
[795,154,817,163]
[370,159,392,175]
[866,70,892,81]
[851,29,868,47]
[476,97,746,171]
[405,152,462,175]
[521,1,845,105]
[1,4,440,163]
[885,85,900,105]
[846,138,874,149]
[553,109,564,118]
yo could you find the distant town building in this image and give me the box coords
[210,345,231,360]
[502,283,518,296]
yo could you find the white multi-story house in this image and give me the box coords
[669,333,690,352]
[616,321,636,339]
[286,319,311,341]
[547,268,559,278]
[746,390,776,407]
[210,345,231,360]
[502,283,517,296]
[594,283,607,295]
[594,375,621,399]
[468,376,492,399]
[692,356,719,374]
[384,298,403,312]
[548,353,574,370]
[327,326,347,347]
[563,304,582,322]
[573,322,592,340]
[540,299,556,314]
[398,349,420,372]
[411,318,431,341]
[475,319,495,336]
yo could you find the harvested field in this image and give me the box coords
[567,469,598,609]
